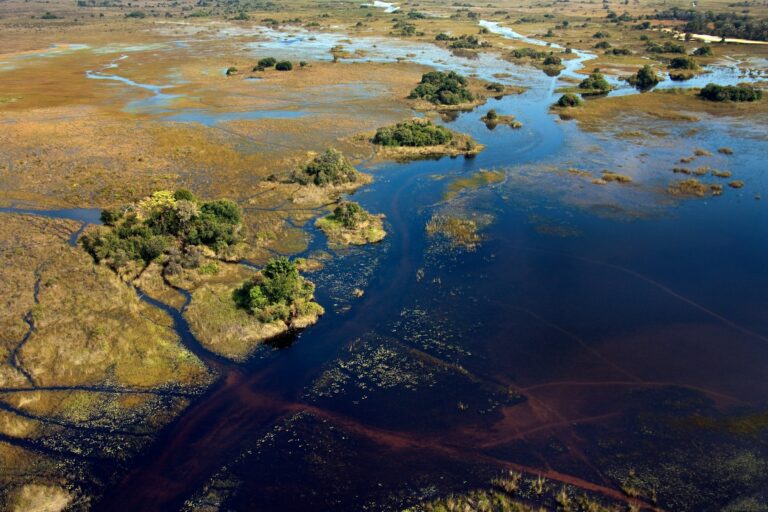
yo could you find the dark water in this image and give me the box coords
[87,64,768,510]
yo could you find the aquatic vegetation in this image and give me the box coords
[409,71,475,106]
[699,83,763,102]
[443,169,506,201]
[712,169,732,178]
[729,180,745,188]
[81,189,242,272]
[373,119,453,147]
[601,171,633,183]
[717,147,734,155]
[294,148,359,187]
[233,256,322,324]
[667,178,711,197]
[426,215,480,250]
[315,201,386,245]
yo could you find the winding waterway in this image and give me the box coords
[3,20,768,511]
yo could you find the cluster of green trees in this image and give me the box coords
[693,46,713,56]
[699,83,763,102]
[435,34,490,49]
[654,8,768,41]
[669,56,698,70]
[543,55,562,66]
[509,47,550,59]
[252,57,292,71]
[234,257,317,323]
[646,41,686,54]
[327,201,369,229]
[579,71,611,94]
[372,119,453,147]
[408,71,475,105]
[555,93,583,107]
[627,65,661,89]
[294,148,359,187]
[82,190,242,270]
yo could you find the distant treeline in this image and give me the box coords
[654,8,768,41]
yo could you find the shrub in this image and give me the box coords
[669,56,698,69]
[372,119,453,147]
[555,93,583,107]
[647,41,686,53]
[627,65,661,89]
[594,41,612,49]
[81,190,242,270]
[234,257,316,322]
[225,67,238,76]
[330,201,368,229]
[699,83,762,102]
[543,55,562,66]
[409,71,475,105]
[257,57,277,68]
[275,60,293,71]
[579,71,611,93]
[693,45,713,56]
[300,149,358,186]
[125,10,145,18]
[593,31,610,38]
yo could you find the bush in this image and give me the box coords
[669,56,698,69]
[372,119,453,147]
[234,257,316,322]
[300,149,358,186]
[593,31,610,38]
[330,201,368,229]
[81,190,243,270]
[647,41,685,53]
[627,65,661,89]
[125,10,145,18]
[275,60,293,71]
[543,55,562,66]
[579,71,611,93]
[556,93,582,107]
[699,83,762,102]
[692,45,713,56]
[257,57,277,68]
[594,41,612,49]
[408,71,475,105]
[225,67,237,76]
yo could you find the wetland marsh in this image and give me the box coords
[1,0,767,510]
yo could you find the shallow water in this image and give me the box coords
[4,21,768,512]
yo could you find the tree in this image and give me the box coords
[275,61,293,71]
[300,149,359,186]
[627,65,661,89]
[555,93,583,107]
[579,71,611,93]
[408,71,475,105]
[372,120,453,147]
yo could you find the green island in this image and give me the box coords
[367,118,484,159]
[315,201,386,246]
[480,109,523,129]
[81,189,323,361]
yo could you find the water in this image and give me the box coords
[5,21,768,512]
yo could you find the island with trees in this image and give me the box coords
[359,118,483,159]
[315,201,386,246]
